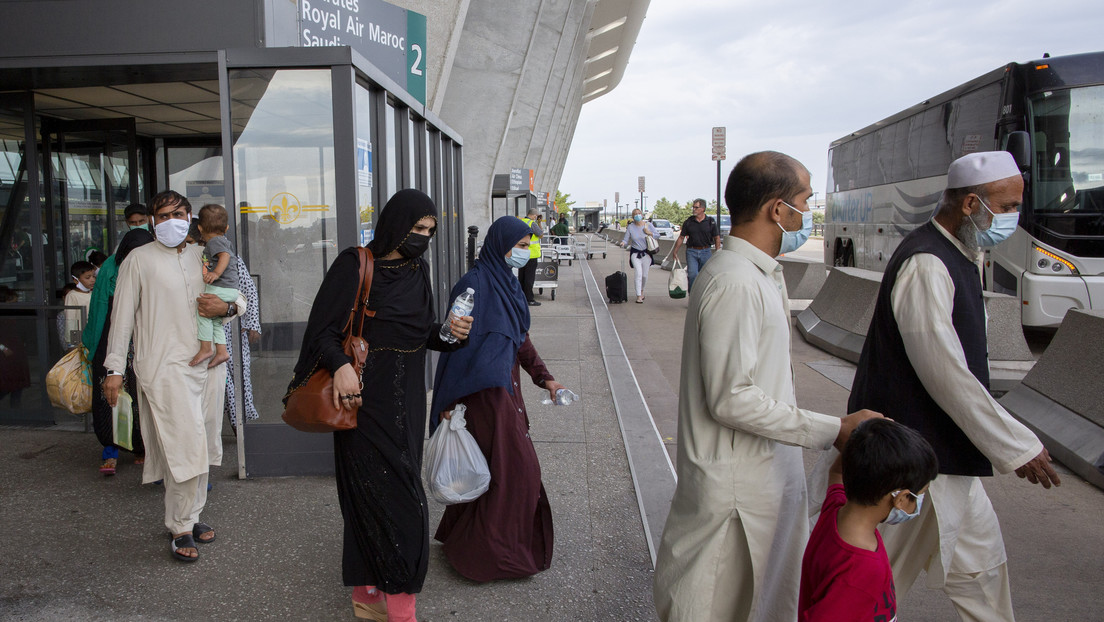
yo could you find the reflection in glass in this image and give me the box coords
[355,82,376,247]
[231,68,336,423]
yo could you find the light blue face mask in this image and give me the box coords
[505,246,530,269]
[633,214,643,222]
[972,197,1019,247]
[128,223,151,232]
[777,200,813,255]
[884,490,924,525]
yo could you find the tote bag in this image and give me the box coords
[668,259,688,299]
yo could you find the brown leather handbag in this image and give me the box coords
[282,248,376,432]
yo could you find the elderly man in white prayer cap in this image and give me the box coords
[848,151,1061,621]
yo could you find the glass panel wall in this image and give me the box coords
[230,68,336,424]
[354,81,376,246]
[1,119,36,301]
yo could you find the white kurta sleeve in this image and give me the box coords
[891,254,1043,473]
[104,254,140,373]
[697,279,840,450]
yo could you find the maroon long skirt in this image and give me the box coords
[434,378,554,582]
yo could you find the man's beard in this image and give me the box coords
[955,215,981,255]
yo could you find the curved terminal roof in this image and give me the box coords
[582,0,650,103]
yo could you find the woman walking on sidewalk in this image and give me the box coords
[289,190,471,621]
[430,216,566,582]
[619,208,658,303]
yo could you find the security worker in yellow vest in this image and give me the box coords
[519,207,544,306]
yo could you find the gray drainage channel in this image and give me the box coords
[581,259,677,566]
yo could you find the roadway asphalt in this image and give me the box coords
[3,236,1101,621]
[589,234,1104,622]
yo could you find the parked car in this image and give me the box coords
[650,218,676,240]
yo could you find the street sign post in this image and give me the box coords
[712,127,726,225]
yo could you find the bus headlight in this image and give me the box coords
[1031,244,1079,276]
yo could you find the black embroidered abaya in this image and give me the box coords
[287,189,462,594]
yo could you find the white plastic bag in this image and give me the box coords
[424,404,491,504]
[668,259,688,299]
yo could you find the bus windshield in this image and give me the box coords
[1030,85,1104,215]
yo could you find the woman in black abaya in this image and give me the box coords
[287,189,471,622]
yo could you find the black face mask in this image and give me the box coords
[397,233,431,258]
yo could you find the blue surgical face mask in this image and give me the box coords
[777,200,812,255]
[972,197,1019,247]
[128,223,150,232]
[884,490,924,525]
[633,214,643,222]
[505,246,530,269]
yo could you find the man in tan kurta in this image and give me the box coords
[653,152,881,621]
[104,190,245,562]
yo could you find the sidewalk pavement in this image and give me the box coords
[4,243,1103,621]
[1,256,655,621]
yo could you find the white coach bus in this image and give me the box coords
[824,52,1104,328]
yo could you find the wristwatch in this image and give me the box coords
[106,369,122,377]
[225,302,237,317]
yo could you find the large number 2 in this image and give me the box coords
[410,44,424,76]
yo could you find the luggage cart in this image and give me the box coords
[583,233,608,259]
[573,234,590,260]
[534,257,559,301]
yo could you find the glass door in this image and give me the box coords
[41,118,140,291]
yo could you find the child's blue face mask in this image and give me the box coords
[884,490,924,525]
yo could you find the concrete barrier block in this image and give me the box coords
[1021,309,1104,428]
[808,267,882,337]
[999,309,1104,490]
[778,256,828,300]
[798,267,883,363]
[984,292,1035,362]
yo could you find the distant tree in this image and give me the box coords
[812,210,825,225]
[650,197,675,220]
[554,190,575,216]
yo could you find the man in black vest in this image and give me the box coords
[849,151,1060,621]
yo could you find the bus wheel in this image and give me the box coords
[833,239,855,267]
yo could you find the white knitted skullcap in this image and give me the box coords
[946,151,1020,189]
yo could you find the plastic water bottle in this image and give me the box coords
[541,388,580,406]
[439,287,475,344]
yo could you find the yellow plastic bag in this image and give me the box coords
[45,346,92,414]
[112,390,134,451]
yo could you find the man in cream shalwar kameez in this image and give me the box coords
[104,191,245,560]
[849,152,1061,621]
[653,152,881,622]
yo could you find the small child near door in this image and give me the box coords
[189,204,238,368]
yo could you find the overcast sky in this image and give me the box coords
[559,0,1102,211]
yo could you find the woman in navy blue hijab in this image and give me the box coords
[430,215,565,582]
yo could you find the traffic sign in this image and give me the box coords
[712,126,726,161]
[638,176,645,193]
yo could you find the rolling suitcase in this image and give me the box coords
[606,271,628,303]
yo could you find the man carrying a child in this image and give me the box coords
[103,190,245,564]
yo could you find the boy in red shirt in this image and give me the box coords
[799,419,938,621]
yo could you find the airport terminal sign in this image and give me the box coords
[299,0,427,105]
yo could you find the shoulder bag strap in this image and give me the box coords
[341,249,369,337]
[354,248,376,336]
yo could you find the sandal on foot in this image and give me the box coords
[193,522,215,544]
[170,533,199,563]
[99,458,117,475]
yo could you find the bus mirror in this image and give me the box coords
[1005,131,1031,170]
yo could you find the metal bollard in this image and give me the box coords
[466,225,479,270]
